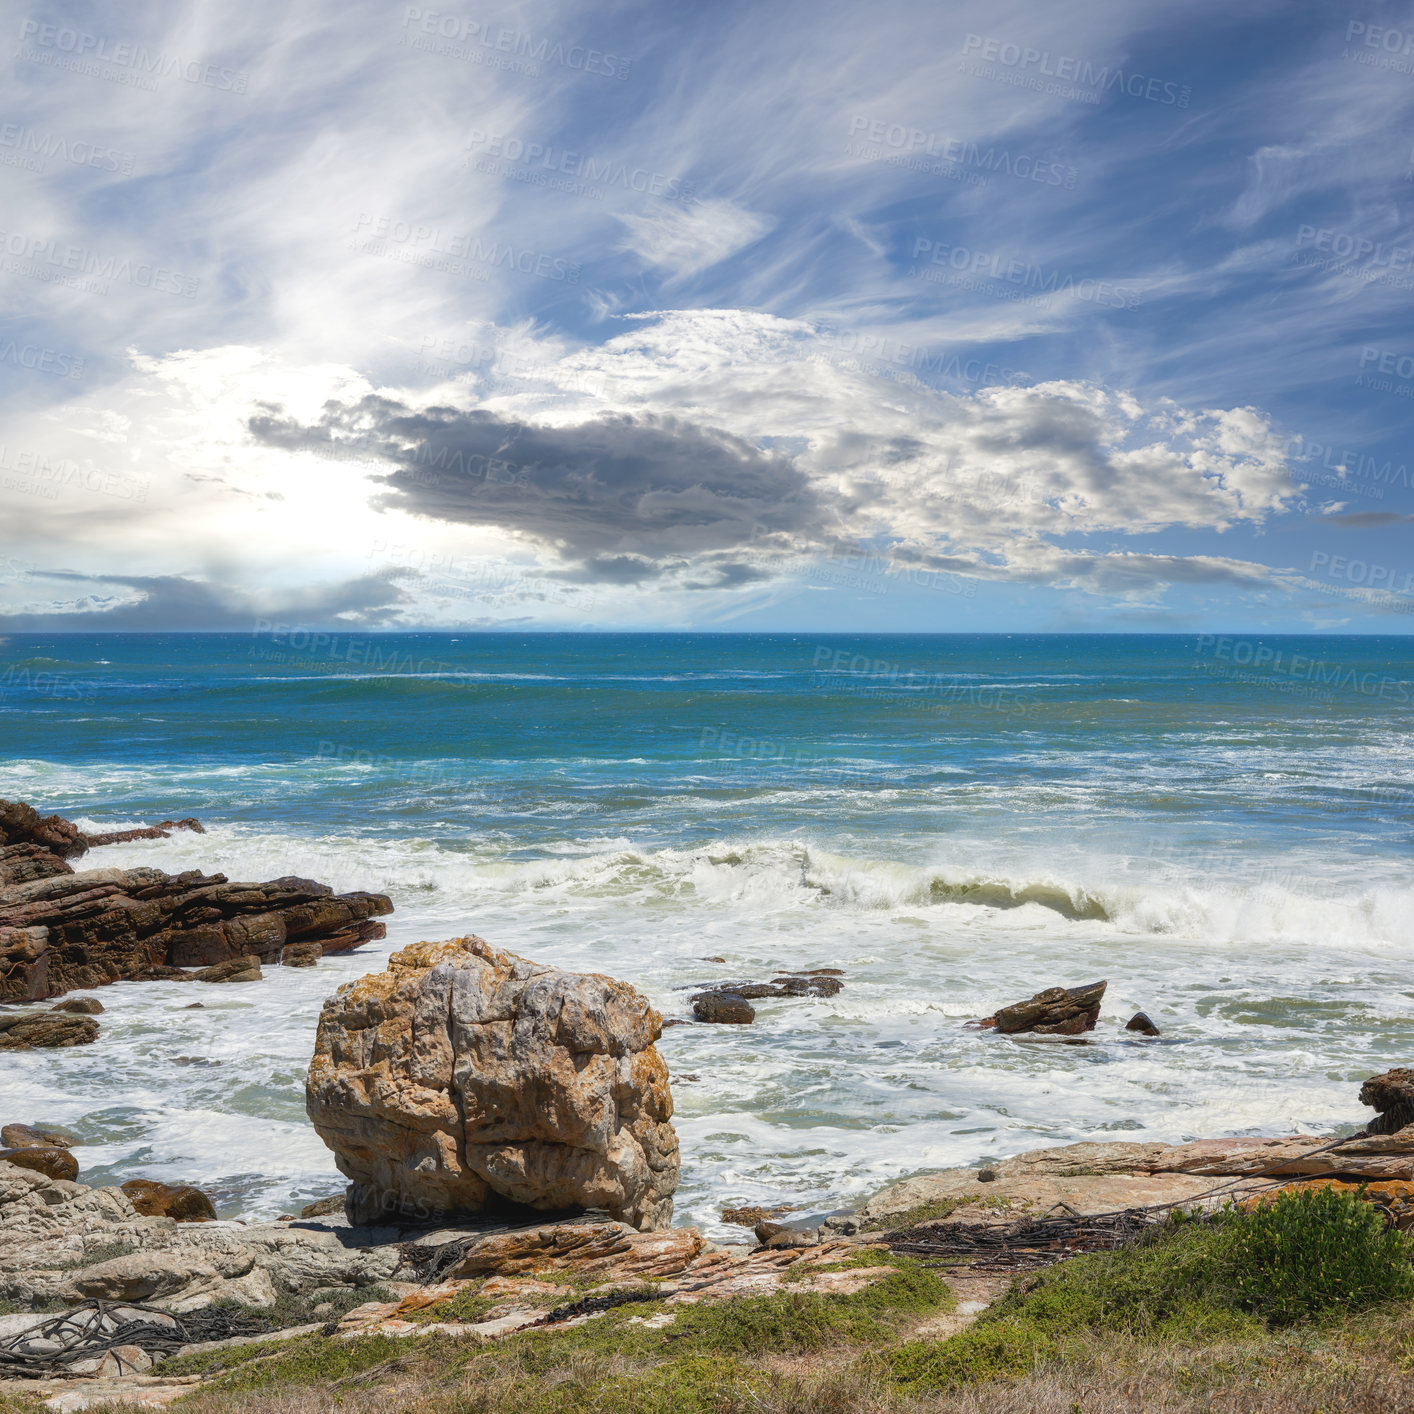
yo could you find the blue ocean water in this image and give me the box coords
[1,632,1411,1231]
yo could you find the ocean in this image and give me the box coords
[1,631,1411,1236]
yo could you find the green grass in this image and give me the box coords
[877,1187,1414,1392]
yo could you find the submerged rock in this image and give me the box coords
[0,1011,99,1049]
[685,969,843,1023]
[1124,1011,1161,1036]
[979,980,1106,1035]
[307,935,679,1231]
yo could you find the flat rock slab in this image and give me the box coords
[861,1169,1224,1226]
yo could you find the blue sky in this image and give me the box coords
[1,0,1412,632]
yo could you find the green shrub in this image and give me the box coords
[1210,1185,1414,1324]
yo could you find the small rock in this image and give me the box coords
[977,1169,998,1183]
[172,1055,220,1066]
[311,1301,333,1315]
[691,991,755,1024]
[1125,1011,1161,1036]
[821,1214,860,1236]
[0,1145,79,1180]
[700,956,726,963]
[155,817,206,834]
[97,1344,153,1376]
[183,1003,206,1009]
[277,1213,297,1221]
[721,1204,798,1227]
[301,1195,345,1218]
[281,941,324,967]
[754,1220,820,1249]
[981,980,1107,1036]
[121,1178,217,1221]
[1,1122,75,1149]
[51,996,104,1014]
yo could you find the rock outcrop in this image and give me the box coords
[979,980,1106,1035]
[0,863,392,1001]
[0,1161,398,1311]
[0,798,203,860]
[307,936,679,1231]
[1361,1068,1414,1134]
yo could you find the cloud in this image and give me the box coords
[0,570,412,631]
[240,310,1301,603]
[616,199,776,281]
[249,393,826,580]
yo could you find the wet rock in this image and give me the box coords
[52,996,104,1014]
[121,1179,218,1222]
[980,980,1106,1035]
[1360,1068,1414,1135]
[301,1195,345,1218]
[307,935,679,1231]
[0,1011,99,1049]
[192,956,262,984]
[1125,1011,1161,1036]
[0,1146,79,1181]
[1,1122,75,1149]
[691,991,755,1024]
[281,941,324,967]
[156,817,206,834]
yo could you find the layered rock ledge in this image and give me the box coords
[0,799,393,1002]
[307,935,679,1231]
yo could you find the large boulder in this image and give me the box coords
[306,936,679,1231]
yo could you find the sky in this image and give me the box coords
[1,0,1413,634]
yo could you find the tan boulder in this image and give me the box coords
[306,936,679,1230]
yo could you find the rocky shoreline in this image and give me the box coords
[1,804,1411,1406]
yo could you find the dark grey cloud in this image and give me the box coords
[0,571,411,631]
[248,397,826,582]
